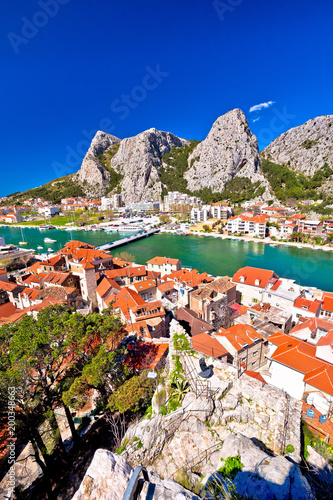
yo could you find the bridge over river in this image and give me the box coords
[96,228,160,252]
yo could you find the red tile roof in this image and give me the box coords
[158,280,176,293]
[303,364,333,395]
[294,297,322,314]
[132,279,155,293]
[147,256,180,266]
[215,324,263,351]
[192,333,228,358]
[291,317,333,336]
[244,370,267,384]
[162,268,214,287]
[113,287,146,319]
[96,277,121,299]
[321,293,333,313]
[0,302,18,319]
[232,267,275,288]
[270,279,282,291]
[270,338,323,373]
[268,332,295,346]
[317,330,333,347]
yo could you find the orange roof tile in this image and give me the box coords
[294,297,322,314]
[192,333,228,358]
[215,324,263,351]
[291,317,333,336]
[268,331,297,345]
[317,330,333,347]
[132,279,155,292]
[303,364,333,395]
[232,266,275,288]
[147,256,180,266]
[162,268,214,287]
[322,293,333,313]
[270,338,323,373]
[0,302,18,319]
[96,277,121,299]
[244,370,267,384]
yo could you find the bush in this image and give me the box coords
[218,455,244,479]
[285,444,295,454]
[173,333,191,351]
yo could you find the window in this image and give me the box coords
[268,294,271,298]
[251,361,257,366]
[252,350,258,356]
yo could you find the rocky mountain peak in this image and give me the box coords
[77,131,121,196]
[261,114,333,177]
[107,128,187,203]
[184,109,270,197]
[88,130,121,156]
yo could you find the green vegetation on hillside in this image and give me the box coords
[159,140,264,203]
[96,143,123,194]
[4,176,85,205]
[261,158,333,201]
[160,140,201,195]
[193,177,265,204]
[96,142,120,168]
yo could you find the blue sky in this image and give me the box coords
[1,0,333,196]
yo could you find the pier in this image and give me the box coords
[96,228,160,252]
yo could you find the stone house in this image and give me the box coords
[189,277,236,329]
[213,324,267,372]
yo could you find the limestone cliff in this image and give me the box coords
[184,109,270,197]
[111,128,187,203]
[77,128,187,202]
[77,131,121,196]
[261,114,333,176]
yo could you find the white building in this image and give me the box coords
[190,205,211,223]
[232,266,278,307]
[211,204,233,220]
[38,206,59,217]
[262,278,301,313]
[164,191,202,211]
[227,215,267,238]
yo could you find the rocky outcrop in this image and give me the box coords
[184,109,270,197]
[71,449,200,499]
[77,131,121,196]
[111,128,187,203]
[261,115,333,176]
[75,110,275,203]
[77,128,187,202]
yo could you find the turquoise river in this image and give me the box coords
[1,226,333,292]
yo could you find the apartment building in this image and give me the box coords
[227,215,267,238]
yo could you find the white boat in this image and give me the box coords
[37,245,43,250]
[47,248,54,253]
[19,227,27,245]
[44,237,57,243]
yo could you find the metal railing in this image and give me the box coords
[122,466,149,500]
[180,351,213,398]
[171,442,223,479]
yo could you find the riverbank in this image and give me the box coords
[159,228,333,252]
